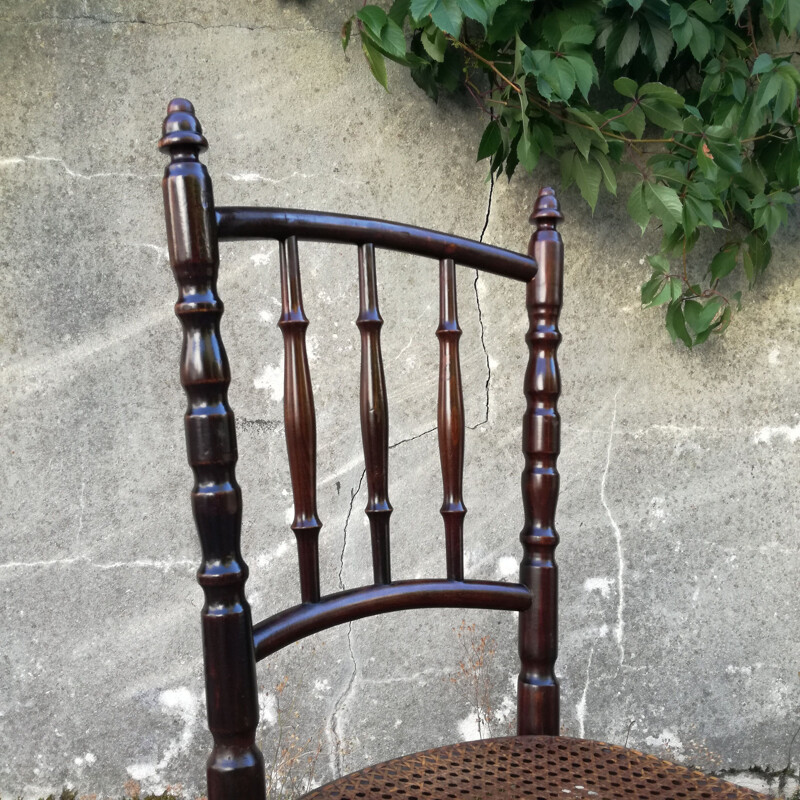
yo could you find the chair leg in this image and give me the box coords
[517,188,565,737]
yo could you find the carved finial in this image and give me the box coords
[530,186,564,225]
[158,97,208,154]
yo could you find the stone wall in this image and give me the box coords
[1,2,798,797]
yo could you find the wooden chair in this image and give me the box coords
[159,99,764,800]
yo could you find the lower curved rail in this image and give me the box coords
[252,579,532,660]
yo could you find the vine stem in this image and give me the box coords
[446,34,522,93]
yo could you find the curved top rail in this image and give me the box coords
[215,206,538,282]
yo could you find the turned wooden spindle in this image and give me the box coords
[436,257,466,582]
[159,99,266,800]
[356,243,393,585]
[517,187,564,736]
[278,236,323,604]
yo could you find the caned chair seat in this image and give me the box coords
[302,737,761,800]
[159,99,768,800]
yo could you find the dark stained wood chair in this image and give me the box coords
[159,99,765,800]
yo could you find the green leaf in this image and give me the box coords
[477,120,502,161]
[342,18,353,50]
[639,82,685,108]
[649,253,671,274]
[640,98,684,130]
[751,53,775,76]
[389,0,411,25]
[689,0,719,23]
[617,20,641,66]
[517,128,540,171]
[430,0,463,36]
[559,24,596,46]
[456,0,488,25]
[624,104,646,138]
[545,57,577,100]
[565,54,596,101]
[687,17,711,61]
[593,150,618,195]
[381,18,407,58]
[357,5,388,39]
[421,27,447,61]
[627,0,644,10]
[640,15,674,72]
[614,76,638,98]
[709,243,739,282]
[410,0,438,20]
[362,37,388,90]
[628,181,651,233]
[645,182,683,233]
[641,275,666,305]
[732,0,747,20]
[573,156,602,212]
[567,121,593,160]
[666,300,693,347]
[669,3,688,26]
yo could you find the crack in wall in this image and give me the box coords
[327,468,366,778]
[388,426,436,450]
[600,389,625,666]
[1,15,339,34]
[469,173,495,431]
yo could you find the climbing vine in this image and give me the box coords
[343,0,800,346]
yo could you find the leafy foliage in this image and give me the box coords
[344,0,800,346]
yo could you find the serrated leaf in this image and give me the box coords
[593,150,617,195]
[752,53,774,76]
[389,0,411,24]
[689,0,719,22]
[709,244,739,281]
[639,82,685,108]
[627,0,644,10]
[688,16,711,61]
[614,76,638,98]
[640,14,674,72]
[456,0,488,25]
[559,24,596,46]
[410,0,438,20]
[567,121,593,160]
[381,18,407,58]
[574,156,602,212]
[565,54,595,100]
[640,98,684,131]
[477,120,502,161]
[430,0,463,36]
[642,275,665,305]
[666,300,692,346]
[617,20,641,66]
[649,253,671,273]
[421,28,447,60]
[733,0,747,19]
[357,5,388,39]
[669,3,688,26]
[646,182,683,233]
[545,57,577,100]
[362,37,389,90]
[628,181,651,233]
[517,129,540,171]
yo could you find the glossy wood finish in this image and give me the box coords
[160,100,559,800]
[159,99,265,800]
[278,236,322,603]
[215,207,537,281]
[436,258,466,581]
[252,579,533,660]
[357,244,393,584]
[517,187,564,736]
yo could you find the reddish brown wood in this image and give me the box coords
[252,579,532,660]
[357,244,393,584]
[517,187,564,737]
[215,207,537,281]
[436,258,466,581]
[278,236,322,604]
[159,99,265,800]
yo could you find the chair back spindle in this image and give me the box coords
[356,243,393,585]
[278,236,322,604]
[517,188,564,736]
[436,257,466,582]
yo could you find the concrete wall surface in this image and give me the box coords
[1,1,799,798]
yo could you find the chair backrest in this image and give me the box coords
[159,98,564,800]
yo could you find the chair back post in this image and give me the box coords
[159,99,266,800]
[517,187,564,736]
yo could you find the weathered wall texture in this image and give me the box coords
[1,2,799,798]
